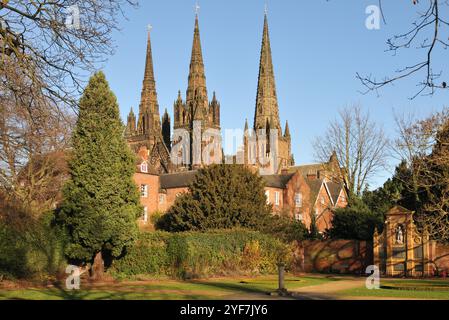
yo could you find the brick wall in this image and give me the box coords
[432,242,449,274]
[283,172,312,227]
[314,185,333,232]
[293,240,373,274]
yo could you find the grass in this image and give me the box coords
[0,275,335,300]
[339,279,449,300]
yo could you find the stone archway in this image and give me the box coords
[373,206,433,277]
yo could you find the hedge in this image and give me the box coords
[110,229,291,279]
[0,213,67,281]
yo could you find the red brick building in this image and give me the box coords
[127,13,349,232]
[134,149,348,233]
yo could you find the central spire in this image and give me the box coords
[186,15,208,107]
[254,13,281,131]
[141,29,159,114]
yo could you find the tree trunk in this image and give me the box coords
[91,251,104,282]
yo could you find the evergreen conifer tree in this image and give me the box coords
[59,72,141,278]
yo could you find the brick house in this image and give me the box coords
[134,150,348,233]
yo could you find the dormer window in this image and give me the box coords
[140,162,148,173]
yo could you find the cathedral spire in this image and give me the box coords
[254,13,281,132]
[138,26,161,134]
[186,14,208,107]
[284,120,290,138]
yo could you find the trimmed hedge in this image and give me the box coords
[111,230,290,279]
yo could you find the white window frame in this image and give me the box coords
[275,191,280,206]
[141,184,148,198]
[159,194,165,204]
[265,190,270,205]
[143,206,148,224]
[295,193,303,208]
[295,213,303,221]
[140,162,148,173]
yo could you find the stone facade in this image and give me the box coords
[243,15,293,174]
[374,206,434,277]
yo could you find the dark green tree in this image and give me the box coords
[308,214,322,240]
[363,161,416,216]
[259,213,308,243]
[328,198,384,241]
[157,164,271,232]
[58,72,141,279]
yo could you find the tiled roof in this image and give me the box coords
[160,171,198,189]
[262,174,294,188]
[288,163,328,176]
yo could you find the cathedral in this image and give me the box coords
[125,13,348,232]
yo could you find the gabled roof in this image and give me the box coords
[160,171,198,189]
[305,179,325,205]
[387,205,414,216]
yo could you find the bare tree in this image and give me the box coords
[357,0,449,99]
[390,108,449,242]
[0,0,138,109]
[313,105,389,197]
[0,63,74,214]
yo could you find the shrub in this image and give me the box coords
[328,199,384,240]
[0,212,67,281]
[110,229,290,279]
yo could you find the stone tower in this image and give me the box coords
[244,13,293,174]
[173,15,222,170]
[126,29,172,173]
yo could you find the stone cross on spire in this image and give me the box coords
[195,1,200,16]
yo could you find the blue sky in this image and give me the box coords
[102,0,448,189]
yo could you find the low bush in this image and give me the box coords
[110,229,291,279]
[0,212,67,281]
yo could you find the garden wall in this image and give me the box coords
[293,240,373,274]
[431,242,449,274]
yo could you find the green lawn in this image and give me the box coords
[339,279,449,300]
[0,275,335,300]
